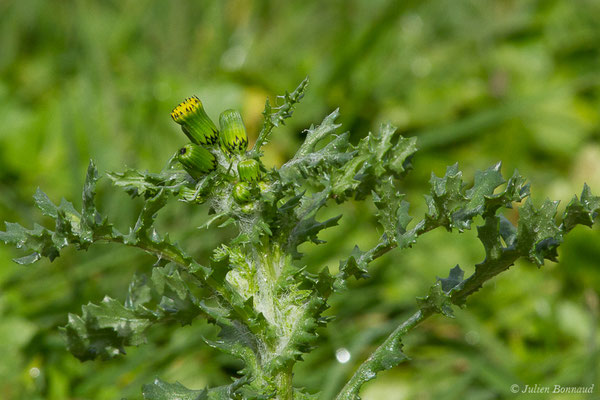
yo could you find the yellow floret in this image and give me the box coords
[171,96,202,123]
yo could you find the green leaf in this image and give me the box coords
[337,245,372,288]
[336,165,596,400]
[286,214,341,259]
[394,201,418,249]
[142,378,207,400]
[0,222,60,263]
[62,264,210,361]
[339,334,408,400]
[451,162,505,230]
[279,109,352,185]
[331,124,417,201]
[13,253,42,265]
[107,167,190,199]
[0,162,122,263]
[365,124,416,177]
[499,214,518,248]
[416,282,455,318]
[332,164,530,316]
[79,161,114,242]
[282,188,342,259]
[449,197,571,307]
[423,164,529,232]
[372,177,404,238]
[267,288,329,371]
[303,267,336,299]
[33,187,58,218]
[151,267,208,324]
[372,180,418,249]
[388,136,418,176]
[61,297,153,361]
[562,184,600,232]
[203,320,260,374]
[437,265,465,294]
[178,174,216,203]
[368,341,408,384]
[142,377,259,400]
[127,190,168,242]
[477,215,505,263]
[424,164,466,229]
[250,77,309,157]
[295,109,343,158]
[517,199,562,265]
[482,170,529,214]
[81,160,100,233]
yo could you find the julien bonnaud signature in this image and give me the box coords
[510,383,595,394]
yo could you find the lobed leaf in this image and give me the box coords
[562,183,600,232]
[1,161,118,263]
[203,319,260,375]
[331,124,417,201]
[61,297,154,361]
[517,199,562,265]
[142,379,207,400]
[337,245,372,286]
[423,163,529,232]
[62,264,212,361]
[416,282,454,318]
[107,167,190,199]
[142,377,257,400]
[250,77,309,157]
[437,265,465,294]
[278,109,352,186]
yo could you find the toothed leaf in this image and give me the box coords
[142,378,207,400]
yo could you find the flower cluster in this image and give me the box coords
[171,97,264,209]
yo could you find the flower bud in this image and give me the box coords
[258,181,270,193]
[241,203,255,214]
[232,182,252,204]
[177,144,217,177]
[219,109,248,154]
[237,159,261,182]
[171,96,219,145]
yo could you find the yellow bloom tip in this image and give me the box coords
[171,96,203,123]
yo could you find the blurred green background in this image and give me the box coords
[1,0,599,399]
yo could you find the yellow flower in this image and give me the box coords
[171,96,219,145]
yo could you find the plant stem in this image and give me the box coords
[276,364,294,400]
[335,310,430,400]
[336,232,522,399]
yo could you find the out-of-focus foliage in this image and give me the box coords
[0,0,599,399]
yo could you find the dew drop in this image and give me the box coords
[335,347,351,363]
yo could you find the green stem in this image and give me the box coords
[336,310,430,400]
[360,220,441,266]
[336,234,522,399]
[276,364,294,400]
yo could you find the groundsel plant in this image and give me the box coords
[1,78,599,399]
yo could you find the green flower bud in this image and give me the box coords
[219,109,248,154]
[237,159,261,182]
[177,144,217,177]
[241,203,255,214]
[232,182,252,204]
[171,96,219,145]
[258,181,270,193]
